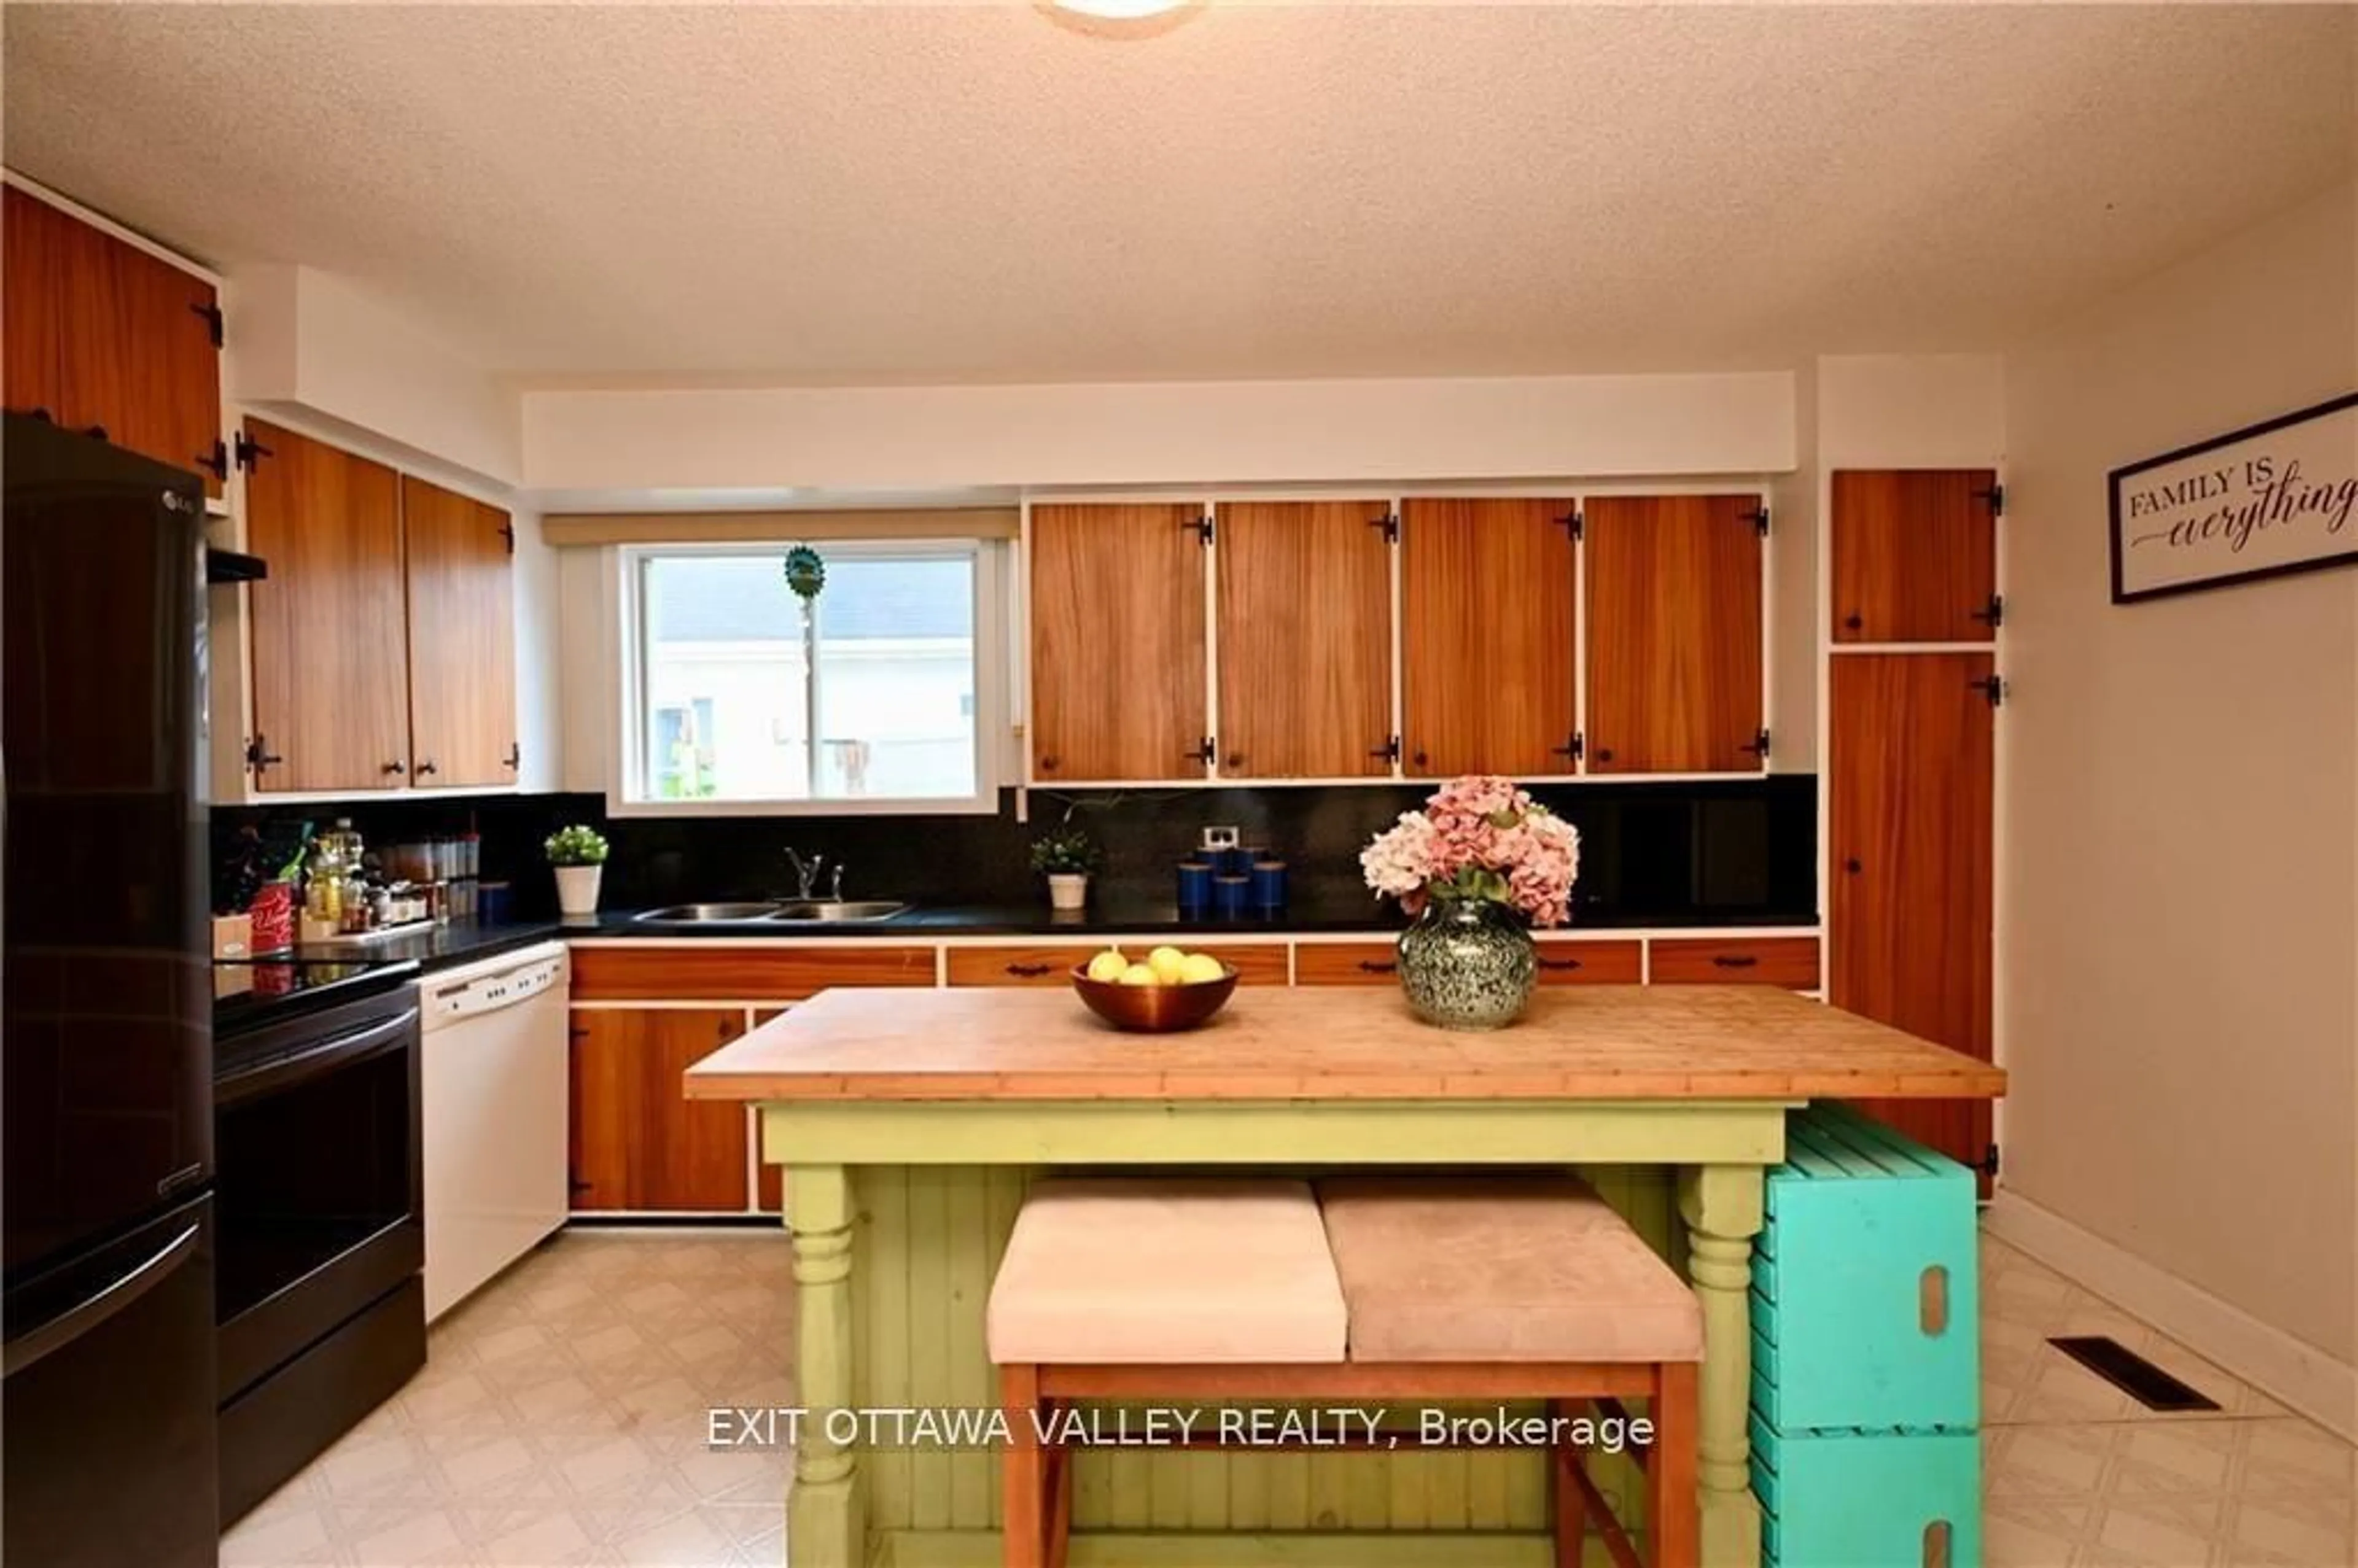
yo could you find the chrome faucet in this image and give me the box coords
[783,847,826,901]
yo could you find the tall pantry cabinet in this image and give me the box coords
[1826,470,2001,1180]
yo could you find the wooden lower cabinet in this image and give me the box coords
[569,1008,752,1213]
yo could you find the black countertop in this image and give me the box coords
[276,919,569,972]
[214,899,1816,1029]
[559,891,1818,940]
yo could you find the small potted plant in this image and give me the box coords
[1030,825,1102,912]
[545,825,610,917]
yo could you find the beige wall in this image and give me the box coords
[2002,182,2358,1362]
[519,371,1796,491]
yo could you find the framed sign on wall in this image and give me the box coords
[2109,390,2358,604]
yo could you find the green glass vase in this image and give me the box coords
[1396,896,1537,1030]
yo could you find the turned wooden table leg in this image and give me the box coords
[786,1164,863,1568]
[1679,1163,1765,1568]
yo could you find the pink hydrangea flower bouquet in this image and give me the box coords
[1359,775,1581,926]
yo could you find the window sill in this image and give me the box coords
[605,794,1002,819]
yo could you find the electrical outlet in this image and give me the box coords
[1200,825,1240,851]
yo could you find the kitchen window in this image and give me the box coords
[618,541,1000,813]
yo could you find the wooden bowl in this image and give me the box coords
[1068,963,1239,1033]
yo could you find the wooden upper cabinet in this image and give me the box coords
[2,188,223,495]
[1831,470,1999,643]
[1582,494,1764,774]
[402,476,517,788]
[1401,498,1578,777]
[1215,501,1394,778]
[1029,503,1208,782]
[1830,652,1995,1171]
[4,188,69,426]
[243,420,411,793]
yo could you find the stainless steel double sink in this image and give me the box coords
[631,899,909,927]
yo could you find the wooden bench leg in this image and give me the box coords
[1000,1365,1044,1568]
[1649,1362,1700,1568]
[1552,1399,1589,1568]
[1047,1413,1074,1568]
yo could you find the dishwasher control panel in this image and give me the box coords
[425,949,567,1025]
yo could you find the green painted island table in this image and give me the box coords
[685,984,2005,1568]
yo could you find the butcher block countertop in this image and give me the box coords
[683,985,2007,1103]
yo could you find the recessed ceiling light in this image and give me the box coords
[1051,0,1186,16]
[1039,0,1201,36]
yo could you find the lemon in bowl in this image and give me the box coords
[1070,946,1239,1033]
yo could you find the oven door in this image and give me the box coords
[214,985,421,1402]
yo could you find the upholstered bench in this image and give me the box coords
[987,1174,1703,1568]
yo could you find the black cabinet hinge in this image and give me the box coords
[1745,503,1771,536]
[1560,510,1584,541]
[1188,514,1214,545]
[233,430,272,472]
[1971,675,2006,707]
[1975,482,2006,516]
[1371,513,1399,544]
[1551,732,1585,762]
[244,734,283,774]
[197,438,230,483]
[1186,736,1215,766]
[1971,594,2004,629]
[1741,728,1772,760]
[1979,1143,2001,1179]
[502,741,521,772]
[1371,735,1401,764]
[190,300,224,348]
[499,521,516,554]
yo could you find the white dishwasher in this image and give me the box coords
[420,942,570,1322]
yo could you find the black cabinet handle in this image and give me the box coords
[245,735,283,772]
[1038,755,1059,772]
[1412,749,1429,769]
[1712,955,1759,969]
[1538,956,1583,971]
[1224,753,1245,770]
[1007,962,1053,978]
[1595,746,1616,764]
[502,742,520,770]
[1843,612,1864,631]
[1845,858,1864,875]
[414,759,439,777]
[1356,959,1398,975]
[1183,738,1215,765]
[382,759,407,776]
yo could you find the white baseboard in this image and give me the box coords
[1984,1190,2358,1442]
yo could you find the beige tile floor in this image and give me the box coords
[224,1228,2354,1567]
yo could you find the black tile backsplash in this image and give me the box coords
[212,777,1818,926]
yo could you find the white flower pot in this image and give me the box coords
[1046,873,1089,911]
[554,863,604,917]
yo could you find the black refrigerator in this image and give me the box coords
[2,413,220,1568]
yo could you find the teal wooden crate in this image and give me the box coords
[1754,1411,1981,1568]
[1751,1103,1979,1432]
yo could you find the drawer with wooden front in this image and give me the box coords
[569,942,936,1001]
[1296,937,1643,986]
[946,942,1290,987]
[1648,936,1820,989]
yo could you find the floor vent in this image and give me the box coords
[2047,1335,2222,1411]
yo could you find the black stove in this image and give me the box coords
[212,958,420,1042]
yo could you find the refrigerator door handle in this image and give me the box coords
[2,1223,200,1379]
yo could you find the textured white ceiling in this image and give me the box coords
[5,3,2351,384]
